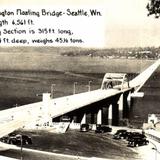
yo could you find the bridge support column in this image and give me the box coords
[91,113,96,124]
[112,102,119,126]
[97,109,102,125]
[43,93,51,112]
[102,107,108,125]
[118,94,123,121]
[108,104,112,126]
[127,92,131,108]
[42,93,51,122]
[122,91,132,121]
[41,93,52,125]
[81,113,86,124]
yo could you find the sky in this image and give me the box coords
[105,0,160,48]
[0,0,159,48]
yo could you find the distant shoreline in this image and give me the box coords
[0,52,157,73]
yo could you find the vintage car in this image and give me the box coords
[80,124,90,132]
[0,133,32,145]
[127,132,149,147]
[113,129,128,139]
[95,125,112,133]
[128,136,149,147]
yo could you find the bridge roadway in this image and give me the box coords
[0,88,129,137]
[48,88,129,118]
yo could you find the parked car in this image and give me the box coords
[15,134,32,145]
[113,129,128,139]
[128,136,149,147]
[127,131,149,147]
[0,133,32,145]
[80,124,89,132]
[95,125,112,133]
[126,132,146,141]
[0,135,10,143]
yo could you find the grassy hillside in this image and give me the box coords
[8,129,139,160]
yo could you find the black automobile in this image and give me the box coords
[113,129,128,139]
[128,136,149,147]
[126,132,146,141]
[0,133,32,145]
[95,125,112,133]
[127,132,149,147]
[80,124,89,132]
[14,134,32,145]
[0,136,10,143]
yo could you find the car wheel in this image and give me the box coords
[9,139,13,144]
[25,140,28,145]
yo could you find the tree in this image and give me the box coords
[146,0,160,18]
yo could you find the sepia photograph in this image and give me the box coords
[0,0,160,160]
